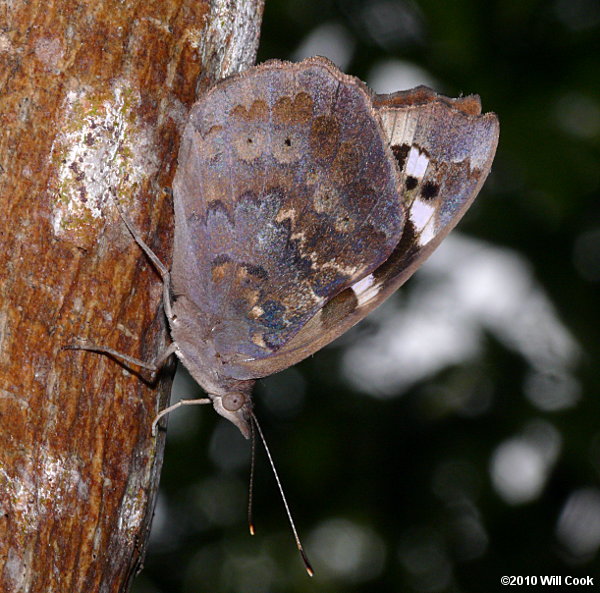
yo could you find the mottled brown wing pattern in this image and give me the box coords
[171,57,405,363]
[225,83,499,380]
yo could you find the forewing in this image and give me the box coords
[227,86,499,380]
[171,57,405,364]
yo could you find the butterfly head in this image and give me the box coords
[212,389,253,439]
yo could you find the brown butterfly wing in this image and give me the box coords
[171,57,405,368]
[225,86,499,380]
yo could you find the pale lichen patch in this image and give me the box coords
[0,464,36,525]
[117,481,147,538]
[38,451,90,508]
[34,37,63,70]
[50,81,159,246]
[4,547,31,591]
[0,450,91,545]
[0,32,12,53]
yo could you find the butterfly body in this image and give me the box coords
[168,57,499,437]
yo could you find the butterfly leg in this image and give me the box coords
[151,397,212,436]
[65,198,188,433]
[64,339,186,436]
[112,197,174,323]
[64,198,177,377]
[63,341,178,381]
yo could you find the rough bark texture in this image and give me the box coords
[0,1,264,591]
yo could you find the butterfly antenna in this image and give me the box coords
[251,412,314,577]
[248,416,256,536]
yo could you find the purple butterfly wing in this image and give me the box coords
[170,57,406,373]
[225,86,499,380]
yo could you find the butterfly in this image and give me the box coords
[69,56,498,573]
[163,56,499,437]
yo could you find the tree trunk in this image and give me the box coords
[0,1,264,591]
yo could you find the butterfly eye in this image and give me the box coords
[222,392,245,412]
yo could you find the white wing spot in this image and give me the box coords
[410,199,435,231]
[419,217,437,245]
[406,146,429,179]
[351,274,381,307]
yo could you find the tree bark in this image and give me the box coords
[0,1,264,591]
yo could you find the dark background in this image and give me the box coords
[133,1,600,591]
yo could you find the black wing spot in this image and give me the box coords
[391,144,410,170]
[241,262,269,280]
[405,176,418,190]
[421,181,439,200]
